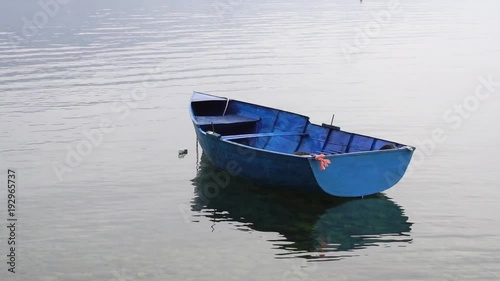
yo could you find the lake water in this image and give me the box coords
[1,0,500,280]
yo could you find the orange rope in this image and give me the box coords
[314,154,331,170]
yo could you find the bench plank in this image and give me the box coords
[222,132,308,140]
[194,114,260,126]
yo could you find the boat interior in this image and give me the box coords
[191,95,403,155]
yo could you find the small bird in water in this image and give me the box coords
[178,149,188,158]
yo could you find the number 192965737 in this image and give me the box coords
[7,169,17,274]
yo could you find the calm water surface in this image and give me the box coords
[1,0,499,280]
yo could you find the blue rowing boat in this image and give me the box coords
[190,92,415,197]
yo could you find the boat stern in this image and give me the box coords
[308,146,415,197]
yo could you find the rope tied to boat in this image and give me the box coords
[314,154,331,170]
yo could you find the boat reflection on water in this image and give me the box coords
[191,154,413,261]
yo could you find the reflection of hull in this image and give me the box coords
[191,155,413,260]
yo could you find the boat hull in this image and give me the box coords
[196,128,323,193]
[196,128,414,197]
[308,148,414,197]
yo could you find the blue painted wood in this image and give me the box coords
[222,132,308,140]
[190,92,416,197]
[308,148,414,197]
[196,128,322,191]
